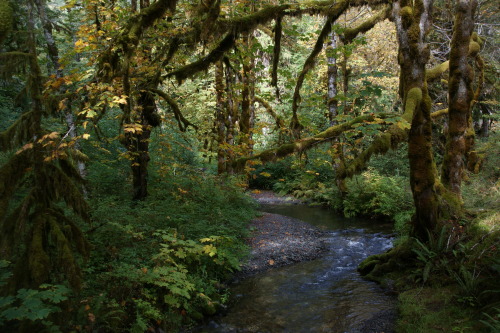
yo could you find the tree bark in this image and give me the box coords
[215,60,227,174]
[121,90,160,201]
[239,32,256,156]
[327,32,339,126]
[394,0,441,241]
[441,0,477,199]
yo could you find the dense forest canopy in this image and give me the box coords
[0,0,498,331]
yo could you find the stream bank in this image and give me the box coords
[234,190,328,279]
[198,191,397,333]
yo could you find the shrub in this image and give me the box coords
[342,168,414,225]
[78,169,255,331]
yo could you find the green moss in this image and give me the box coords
[29,217,50,286]
[407,24,420,45]
[426,61,449,81]
[49,218,82,289]
[400,6,413,28]
[438,184,464,220]
[468,40,480,57]
[397,287,479,333]
[471,31,484,47]
[405,87,422,115]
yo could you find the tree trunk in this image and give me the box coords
[441,0,477,199]
[239,32,256,156]
[326,31,347,194]
[124,91,159,201]
[215,60,227,174]
[327,32,339,126]
[34,0,86,179]
[394,0,442,241]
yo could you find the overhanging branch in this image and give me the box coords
[234,114,377,169]
[150,88,198,131]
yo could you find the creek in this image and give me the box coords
[197,204,397,333]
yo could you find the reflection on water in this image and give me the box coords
[195,204,396,333]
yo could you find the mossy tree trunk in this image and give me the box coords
[394,0,442,241]
[224,58,238,174]
[239,32,256,157]
[122,90,160,201]
[327,31,339,126]
[441,0,477,200]
[215,60,227,174]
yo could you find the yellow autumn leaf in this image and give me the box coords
[16,143,33,154]
[203,244,217,257]
[82,133,90,140]
[199,238,212,243]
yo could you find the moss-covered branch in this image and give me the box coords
[150,88,198,131]
[426,61,449,81]
[98,0,177,80]
[167,0,390,84]
[291,4,390,135]
[341,5,392,43]
[167,5,293,83]
[234,114,376,168]
[339,88,421,179]
[431,108,448,119]
[254,96,285,130]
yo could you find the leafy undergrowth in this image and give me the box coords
[359,215,500,333]
[77,172,256,332]
[252,146,414,234]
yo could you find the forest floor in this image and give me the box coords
[233,191,328,280]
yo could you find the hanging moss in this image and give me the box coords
[48,217,82,289]
[271,16,282,88]
[0,150,31,217]
[235,114,376,167]
[151,88,197,130]
[28,216,50,286]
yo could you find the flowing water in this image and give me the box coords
[197,204,396,333]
